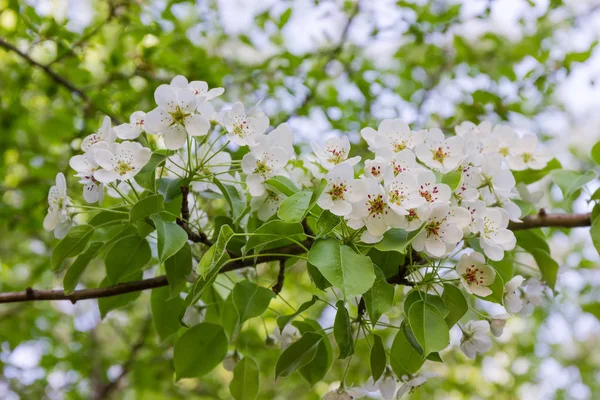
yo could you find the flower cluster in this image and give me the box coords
[312,119,549,262]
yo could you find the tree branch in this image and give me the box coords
[271,260,286,295]
[0,38,121,123]
[176,186,213,246]
[508,211,592,231]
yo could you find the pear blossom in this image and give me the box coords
[398,204,430,232]
[222,353,239,372]
[317,164,361,217]
[381,149,421,177]
[364,157,387,181]
[479,154,516,201]
[251,190,284,221]
[412,203,464,258]
[385,171,426,216]
[507,134,550,171]
[520,277,545,315]
[323,389,353,400]
[361,119,424,155]
[145,84,210,149]
[503,275,525,313]
[456,252,496,297]
[455,120,492,139]
[114,111,146,140]
[168,75,224,120]
[221,102,269,146]
[242,143,290,196]
[69,152,104,203]
[460,320,493,359]
[396,372,438,399]
[489,314,510,337]
[81,116,116,151]
[476,208,516,261]
[483,124,517,159]
[44,173,73,239]
[416,170,451,205]
[273,324,300,350]
[415,128,464,172]
[462,200,487,233]
[93,141,151,183]
[311,136,360,170]
[255,122,295,158]
[364,373,397,400]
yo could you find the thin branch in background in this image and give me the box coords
[508,210,592,231]
[0,38,121,123]
[176,185,213,246]
[272,260,286,295]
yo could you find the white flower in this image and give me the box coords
[242,143,289,196]
[145,84,210,149]
[507,134,550,171]
[456,252,496,297]
[114,111,146,140]
[456,121,492,164]
[43,173,73,239]
[483,124,517,159]
[222,353,238,372]
[255,122,295,159]
[462,200,487,234]
[317,164,361,217]
[412,203,463,258]
[364,374,397,400]
[381,149,421,177]
[323,389,354,400]
[221,102,269,147]
[191,144,232,192]
[460,320,492,359]
[272,324,299,350]
[520,277,544,315]
[489,314,510,337]
[311,135,360,170]
[69,151,104,204]
[93,141,152,183]
[81,116,116,152]
[362,119,425,155]
[479,154,516,201]
[251,189,284,221]
[476,208,516,261]
[385,171,426,216]
[364,157,387,182]
[416,170,451,205]
[455,120,492,139]
[396,372,438,399]
[348,178,403,240]
[415,128,464,172]
[503,275,525,313]
[169,75,224,120]
[398,204,430,232]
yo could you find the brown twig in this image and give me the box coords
[508,212,592,231]
[271,260,286,295]
[176,186,213,246]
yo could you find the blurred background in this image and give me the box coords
[1,0,600,398]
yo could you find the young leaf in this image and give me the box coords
[63,242,103,294]
[512,158,561,184]
[374,226,424,254]
[88,209,128,227]
[165,242,192,294]
[530,249,559,290]
[230,358,260,400]
[134,152,167,190]
[105,235,151,284]
[265,176,300,196]
[151,286,185,341]
[293,319,332,386]
[370,334,386,382]
[158,177,185,202]
[173,322,228,379]
[245,221,305,252]
[198,225,234,278]
[129,194,165,222]
[278,190,312,222]
[150,213,188,263]
[390,328,425,377]
[307,238,375,298]
[408,300,450,355]
[232,281,276,323]
[316,210,340,237]
[363,265,394,325]
[441,170,461,190]
[277,295,318,332]
[442,284,468,327]
[591,141,600,165]
[333,301,354,359]
[275,332,322,379]
[51,225,95,270]
[551,169,597,199]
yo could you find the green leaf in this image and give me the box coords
[551,170,597,199]
[278,8,292,28]
[129,194,164,222]
[213,177,245,218]
[306,262,332,290]
[368,248,405,279]
[307,238,375,298]
[591,215,600,256]
[278,190,312,222]
[591,141,600,165]
[482,272,504,304]
[293,319,332,386]
[390,328,424,376]
[442,284,468,327]
[98,271,143,318]
[88,209,128,227]
[515,229,550,254]
[408,300,450,354]
[530,249,559,290]
[374,226,424,254]
[173,322,228,379]
[333,301,354,359]
[150,214,188,263]
[316,210,340,237]
[363,265,394,325]
[184,252,230,312]
[151,285,185,341]
[158,177,185,202]
[51,225,95,270]
[370,334,386,382]
[265,176,300,196]
[441,170,461,190]
[105,235,151,284]
[232,281,276,323]
[275,332,322,379]
[277,295,318,332]
[198,225,234,278]
[230,358,260,400]
[63,242,102,294]
[165,242,192,295]
[582,302,600,321]
[403,290,448,317]
[135,152,167,190]
[245,221,305,252]
[512,158,561,184]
